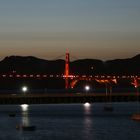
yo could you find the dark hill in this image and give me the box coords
[106,54,140,75]
[0,56,65,74]
[0,54,140,75]
[71,59,105,75]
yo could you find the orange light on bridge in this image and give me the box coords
[16,75,21,77]
[50,75,54,77]
[23,75,27,77]
[131,78,139,88]
[29,75,34,77]
[9,75,13,77]
[43,75,47,77]
[36,75,40,77]
[63,75,66,78]
[96,79,109,83]
[2,75,6,77]
[111,79,117,84]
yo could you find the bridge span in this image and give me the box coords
[0,52,140,89]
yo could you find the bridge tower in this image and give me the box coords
[65,52,70,89]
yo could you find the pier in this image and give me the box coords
[0,93,139,104]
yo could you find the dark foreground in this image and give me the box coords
[0,93,139,104]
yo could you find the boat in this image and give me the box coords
[16,124,36,131]
[131,114,140,121]
[9,113,16,117]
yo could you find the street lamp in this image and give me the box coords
[85,85,90,93]
[22,86,28,94]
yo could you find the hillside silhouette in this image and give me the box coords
[0,54,140,75]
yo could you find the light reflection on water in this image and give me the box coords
[0,103,140,140]
[21,104,30,127]
[84,102,91,115]
[84,114,93,139]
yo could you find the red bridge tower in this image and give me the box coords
[65,52,70,89]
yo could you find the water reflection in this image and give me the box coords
[84,102,91,115]
[20,104,30,126]
[83,103,93,138]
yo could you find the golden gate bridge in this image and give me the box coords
[0,52,139,111]
[0,52,139,89]
[0,53,140,121]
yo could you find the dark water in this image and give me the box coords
[0,102,140,140]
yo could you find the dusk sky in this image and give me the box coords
[0,0,140,60]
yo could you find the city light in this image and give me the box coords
[22,86,28,93]
[85,85,90,92]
